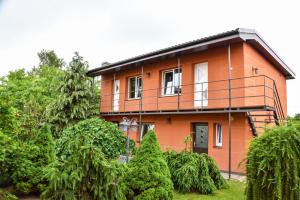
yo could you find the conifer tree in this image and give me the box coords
[47,52,99,135]
[123,130,174,200]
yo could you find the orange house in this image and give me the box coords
[87,28,295,174]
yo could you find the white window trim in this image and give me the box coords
[215,123,222,147]
[161,68,182,96]
[140,123,155,141]
[128,76,142,99]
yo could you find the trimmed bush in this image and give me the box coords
[123,130,174,200]
[41,119,128,200]
[56,118,135,159]
[165,151,227,194]
[0,126,55,194]
[246,122,300,200]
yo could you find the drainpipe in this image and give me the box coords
[227,44,232,179]
[139,64,143,142]
[113,72,115,112]
[177,57,181,111]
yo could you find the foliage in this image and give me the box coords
[183,135,192,151]
[123,130,174,200]
[56,118,133,160]
[47,52,99,135]
[165,151,227,194]
[0,126,55,194]
[0,189,18,200]
[246,122,300,200]
[0,51,64,139]
[42,119,127,200]
[38,49,65,68]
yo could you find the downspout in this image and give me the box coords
[177,57,181,111]
[113,72,115,112]
[139,64,144,142]
[227,44,232,179]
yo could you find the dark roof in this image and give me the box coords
[87,28,295,79]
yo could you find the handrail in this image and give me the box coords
[273,81,285,125]
[98,75,277,113]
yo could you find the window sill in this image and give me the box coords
[213,145,223,149]
[126,98,141,101]
[159,94,182,98]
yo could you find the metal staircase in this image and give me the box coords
[247,80,286,136]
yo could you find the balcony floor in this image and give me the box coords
[100,105,275,116]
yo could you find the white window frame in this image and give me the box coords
[128,76,142,99]
[161,68,182,96]
[140,123,155,141]
[215,123,222,147]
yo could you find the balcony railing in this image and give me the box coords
[99,75,281,115]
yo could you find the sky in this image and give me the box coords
[0,0,299,116]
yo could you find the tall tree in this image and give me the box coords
[0,50,64,139]
[38,49,65,68]
[47,52,99,136]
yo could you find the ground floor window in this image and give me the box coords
[140,123,155,141]
[214,123,222,147]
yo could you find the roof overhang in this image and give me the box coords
[87,28,295,79]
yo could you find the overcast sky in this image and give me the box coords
[0,0,299,116]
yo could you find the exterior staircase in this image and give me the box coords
[247,81,286,136]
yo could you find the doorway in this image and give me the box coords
[113,80,120,111]
[194,62,208,107]
[192,123,208,154]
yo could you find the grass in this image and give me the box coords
[174,180,246,200]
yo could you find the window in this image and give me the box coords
[140,123,155,141]
[215,123,222,147]
[162,68,182,95]
[128,76,142,99]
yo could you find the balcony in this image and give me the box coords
[99,75,283,117]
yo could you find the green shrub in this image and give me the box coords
[123,130,174,200]
[0,189,18,200]
[0,126,55,194]
[165,151,227,194]
[56,118,134,159]
[246,122,300,200]
[42,118,128,200]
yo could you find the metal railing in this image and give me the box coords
[98,75,281,114]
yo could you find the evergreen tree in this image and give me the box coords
[48,52,99,135]
[123,130,174,200]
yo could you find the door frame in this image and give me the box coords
[194,62,208,108]
[192,122,209,154]
[113,79,120,111]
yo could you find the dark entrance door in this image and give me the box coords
[193,123,208,154]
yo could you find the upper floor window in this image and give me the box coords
[214,123,222,147]
[128,76,142,99]
[162,68,182,96]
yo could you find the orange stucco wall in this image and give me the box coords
[105,113,252,173]
[243,43,287,116]
[100,43,247,112]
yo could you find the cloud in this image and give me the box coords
[0,0,299,116]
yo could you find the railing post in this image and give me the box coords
[99,96,101,114]
[111,93,113,113]
[273,80,275,109]
[263,76,266,107]
[124,92,126,112]
[201,83,204,110]
[157,88,159,111]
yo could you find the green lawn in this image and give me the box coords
[174,180,246,200]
